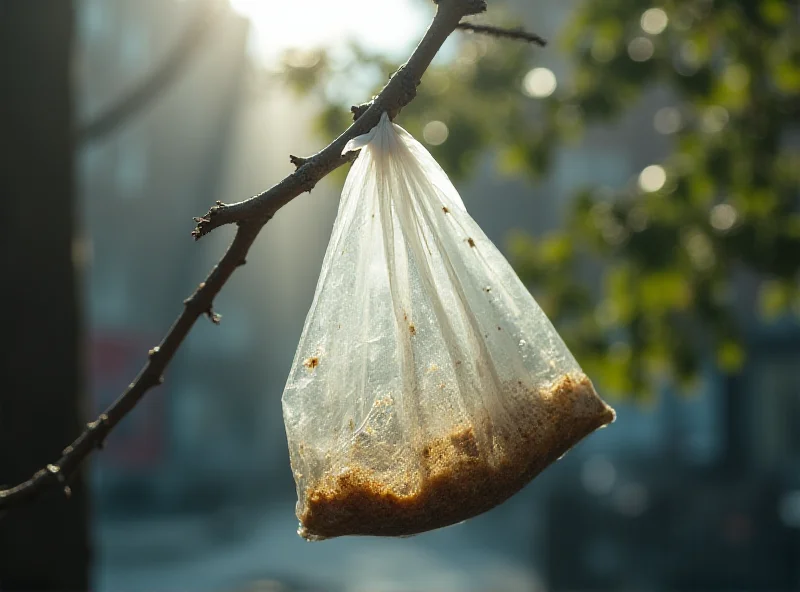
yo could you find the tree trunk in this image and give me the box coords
[0,2,90,590]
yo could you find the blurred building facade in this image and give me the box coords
[76,0,260,513]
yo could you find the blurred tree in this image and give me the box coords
[0,1,90,589]
[279,0,800,399]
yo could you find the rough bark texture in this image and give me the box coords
[0,2,90,590]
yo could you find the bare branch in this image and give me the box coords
[456,22,548,47]
[0,0,497,513]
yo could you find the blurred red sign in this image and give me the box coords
[90,332,166,469]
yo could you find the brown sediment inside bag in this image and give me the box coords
[298,373,615,539]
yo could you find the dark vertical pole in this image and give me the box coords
[721,372,748,474]
[0,2,90,590]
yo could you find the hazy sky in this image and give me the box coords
[229,0,432,65]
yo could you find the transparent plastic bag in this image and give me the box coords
[282,113,615,540]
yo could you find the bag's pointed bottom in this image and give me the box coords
[296,372,615,540]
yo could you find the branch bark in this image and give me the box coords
[0,0,544,513]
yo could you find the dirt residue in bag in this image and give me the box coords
[298,373,614,539]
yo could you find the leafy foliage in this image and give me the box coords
[280,0,800,397]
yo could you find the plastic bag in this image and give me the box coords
[282,113,615,540]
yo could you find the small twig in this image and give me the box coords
[0,0,491,513]
[456,22,547,47]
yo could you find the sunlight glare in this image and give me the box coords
[229,0,429,65]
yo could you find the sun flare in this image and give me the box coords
[228,0,429,64]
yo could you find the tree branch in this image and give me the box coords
[456,22,547,46]
[0,0,492,512]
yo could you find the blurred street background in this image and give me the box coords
[1,0,799,590]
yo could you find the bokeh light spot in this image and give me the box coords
[654,106,682,134]
[628,37,654,62]
[638,165,667,192]
[701,106,730,133]
[582,456,617,495]
[641,8,669,35]
[683,229,716,270]
[422,120,449,146]
[523,67,557,98]
[710,203,738,231]
[282,48,321,69]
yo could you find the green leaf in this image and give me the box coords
[716,340,745,373]
[759,280,793,319]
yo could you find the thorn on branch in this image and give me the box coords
[351,103,371,121]
[192,202,228,240]
[205,307,222,324]
[456,22,547,46]
[88,414,110,450]
[290,155,309,169]
[86,416,103,431]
